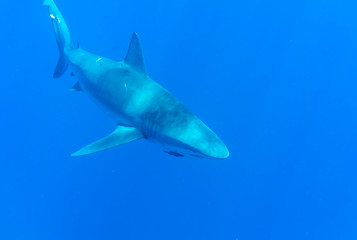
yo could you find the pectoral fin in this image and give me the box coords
[71,125,143,157]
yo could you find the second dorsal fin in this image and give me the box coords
[124,32,146,74]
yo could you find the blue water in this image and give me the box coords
[1,0,357,239]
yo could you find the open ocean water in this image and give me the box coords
[1,0,357,239]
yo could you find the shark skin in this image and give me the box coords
[43,0,229,159]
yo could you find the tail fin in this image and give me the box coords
[43,0,72,78]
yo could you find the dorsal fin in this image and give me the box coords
[124,32,146,74]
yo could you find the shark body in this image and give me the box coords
[44,0,229,159]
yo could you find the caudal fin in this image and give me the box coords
[43,0,72,78]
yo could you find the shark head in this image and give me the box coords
[164,130,229,159]
[146,110,230,159]
[182,120,230,159]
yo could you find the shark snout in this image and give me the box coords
[192,133,229,159]
[205,141,230,159]
[216,144,230,159]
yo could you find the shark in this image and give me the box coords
[43,0,229,159]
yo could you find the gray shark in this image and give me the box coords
[43,0,229,159]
